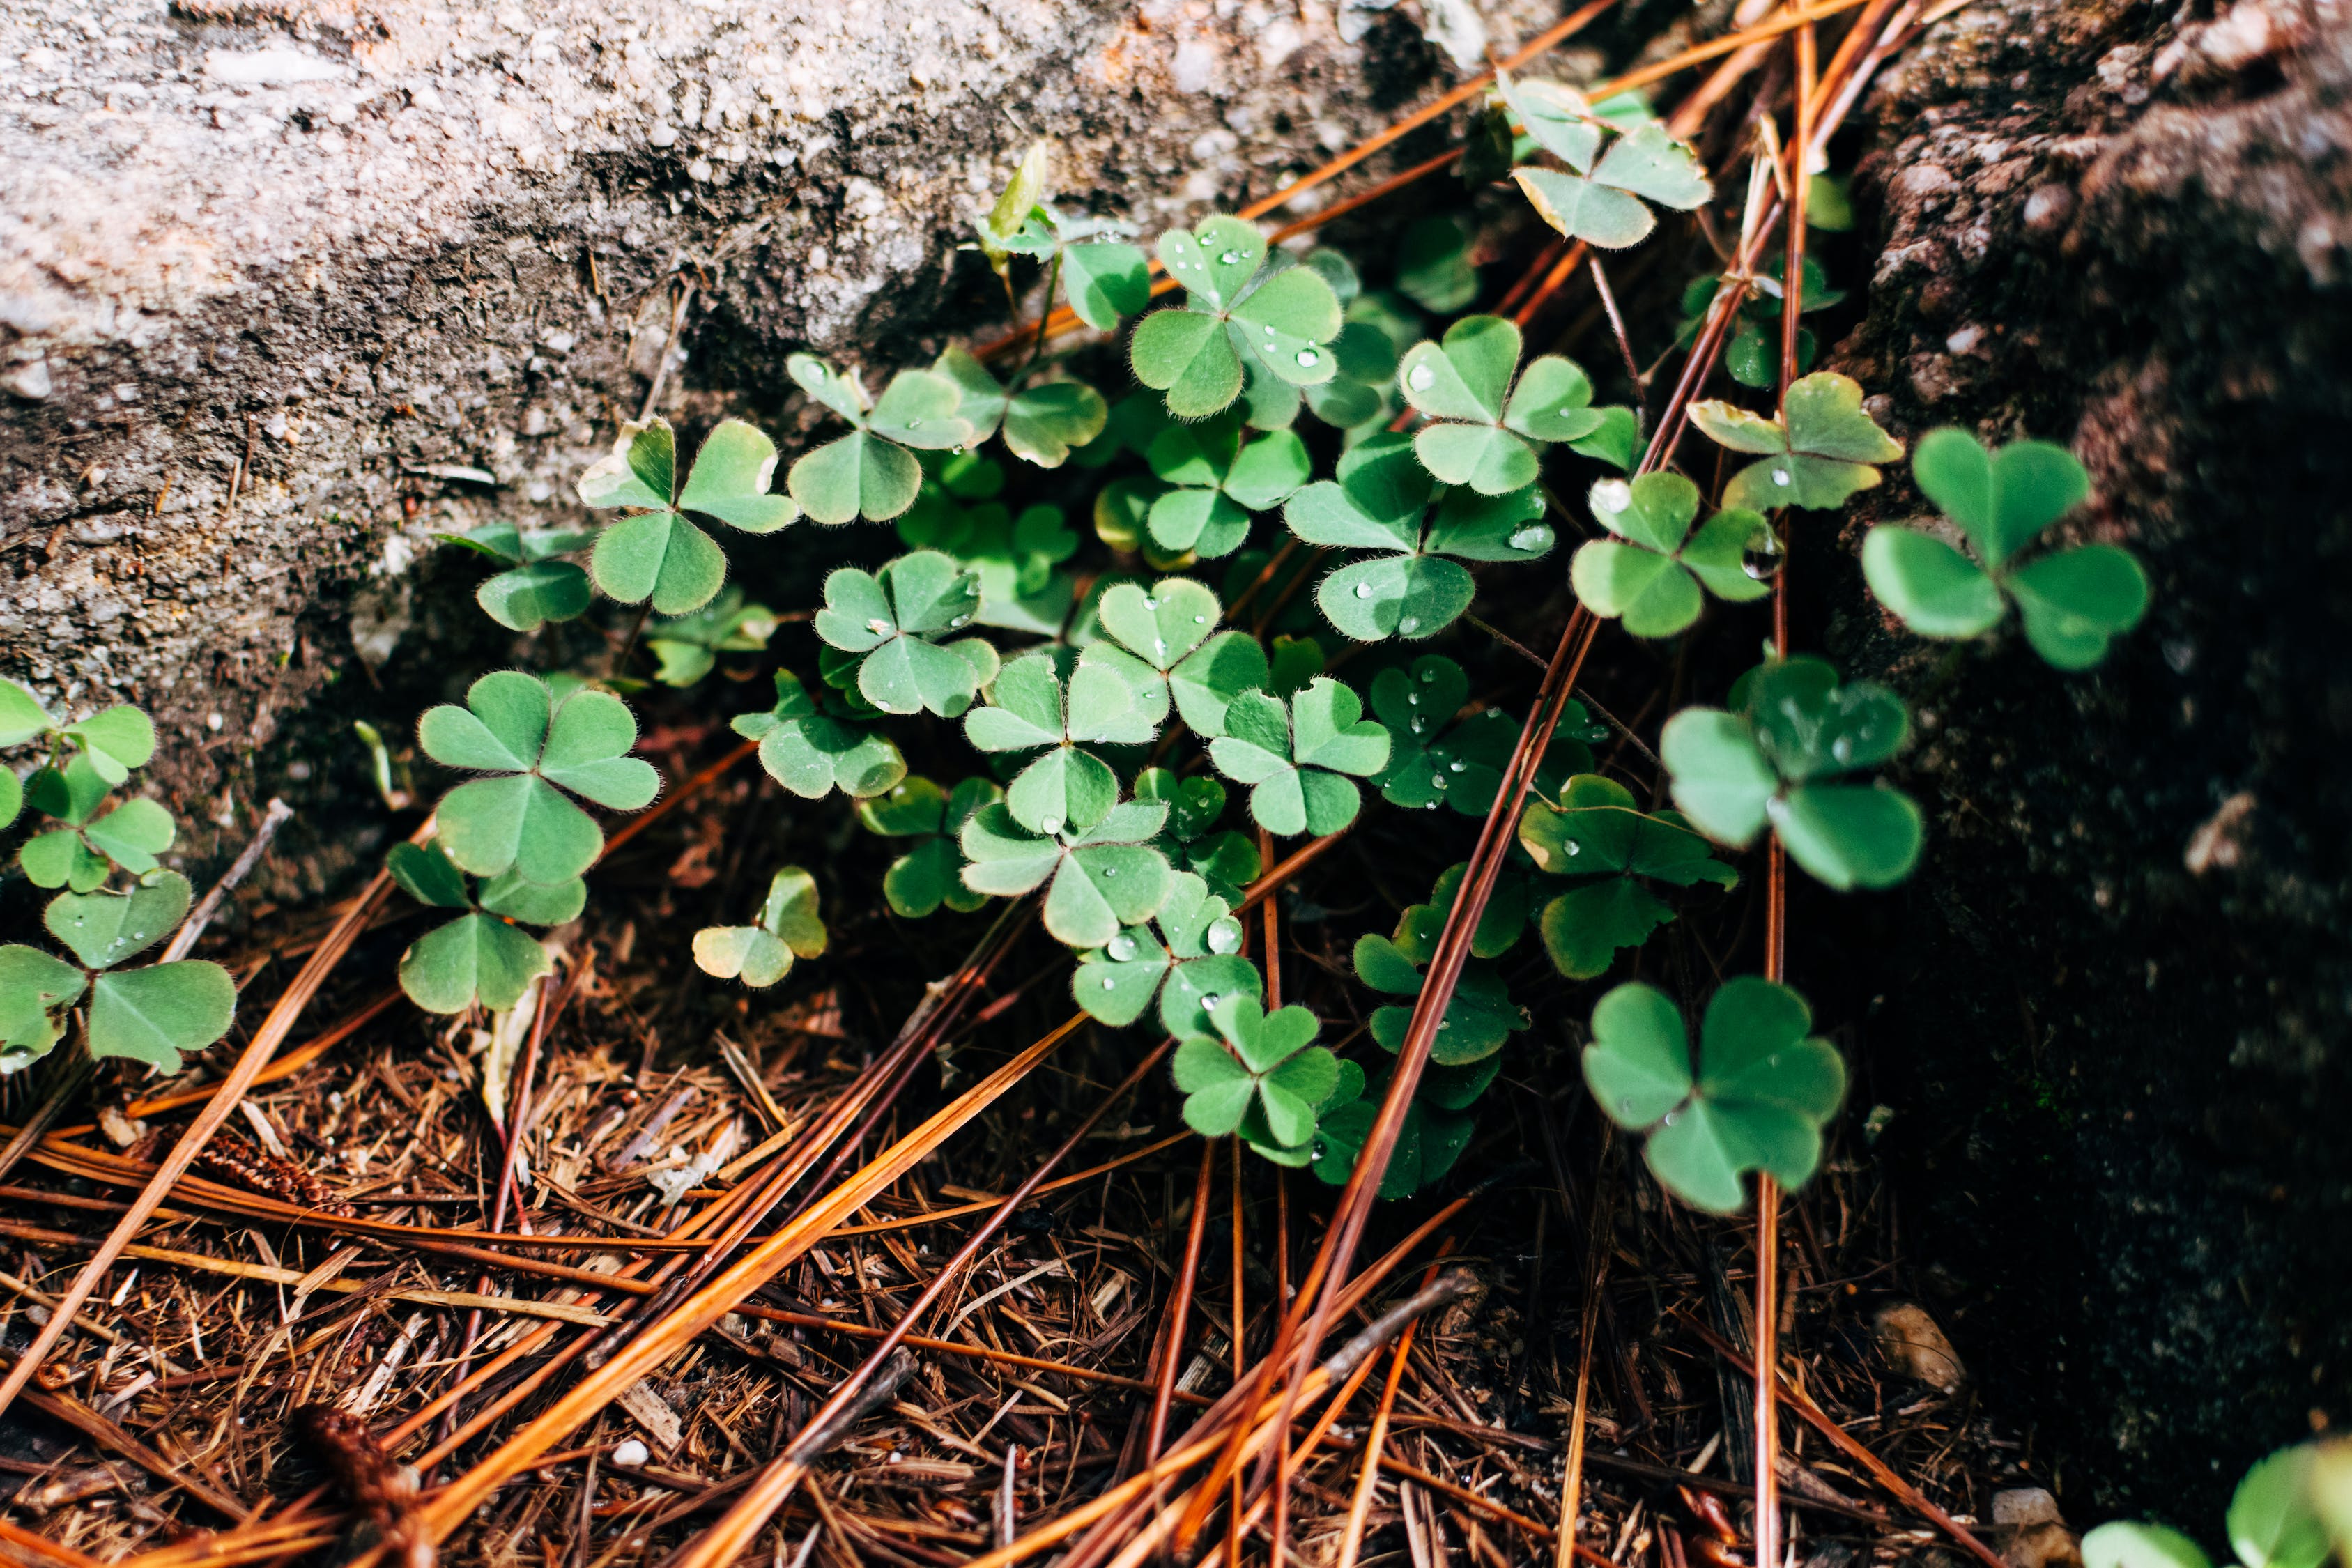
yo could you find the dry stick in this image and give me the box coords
[1147,1143,1217,1461]
[739,1304,1208,1402]
[655,1031,1179,1568]
[1337,1249,1456,1568]
[0,843,407,1418]
[0,1513,109,1568]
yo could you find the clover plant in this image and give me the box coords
[576,418,798,614]
[900,459,1080,636]
[1139,414,1311,560]
[1397,316,1620,493]
[1661,655,1923,891]
[645,587,778,688]
[1209,677,1392,836]
[933,346,1109,470]
[858,776,1001,918]
[20,756,176,893]
[1134,769,1260,902]
[1130,216,1343,419]
[1077,578,1268,739]
[440,521,597,632]
[2086,1445,2335,1568]
[388,842,578,1014]
[1674,256,1845,389]
[1504,75,1712,248]
[1282,433,1555,641]
[964,651,1160,836]
[694,868,828,989]
[1073,870,1262,1036]
[812,552,994,717]
[735,671,907,801]
[1309,1065,1471,1199]
[1571,471,1773,638]
[1367,654,1596,815]
[1863,429,2149,668]
[785,355,972,524]
[1688,372,1903,512]
[969,141,1152,333]
[1585,977,1845,1213]
[1171,994,1344,1162]
[1304,272,1410,433]
[1520,775,1737,977]
[1352,900,1528,1066]
[958,794,1172,948]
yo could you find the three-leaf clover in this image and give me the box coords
[1585,978,1845,1213]
[19,757,175,891]
[419,672,661,886]
[964,650,1158,833]
[1520,774,1737,978]
[1073,870,1262,1035]
[1353,913,1528,1065]
[1660,656,1922,891]
[576,417,798,614]
[1210,677,1392,836]
[694,868,828,989]
[1571,472,1773,637]
[1142,415,1312,559]
[1862,429,2149,668]
[1398,316,1615,493]
[1171,994,1340,1155]
[958,796,1173,948]
[1079,578,1268,739]
[785,355,973,524]
[969,144,1151,330]
[387,842,579,1013]
[812,552,994,717]
[1284,433,1556,640]
[439,522,597,632]
[645,586,778,688]
[1688,372,1903,512]
[1130,216,1342,419]
[1309,1066,1473,1199]
[1135,769,1261,900]
[1510,105,1713,249]
[932,346,1110,469]
[735,672,907,800]
[859,776,1002,918]
[1368,654,1597,815]
[1,870,236,1072]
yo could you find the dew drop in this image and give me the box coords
[1141,596,1158,610]
[1508,525,1552,553]
[1108,931,1139,962]
[1040,815,1062,836]
[1592,478,1633,512]
[1353,581,1373,599]
[951,444,966,455]
[1406,363,1436,392]
[1398,615,1417,633]
[949,614,971,627]
[1101,976,1117,991]
[1425,801,1440,810]
[866,617,891,634]
[1206,917,1244,955]
[1410,718,1426,734]
[1431,774,1447,790]
[1830,735,1854,765]
[1448,760,1465,773]
[1407,692,1419,705]
[1193,613,1208,624]
[1199,993,1221,1013]
[1102,866,1117,877]
[1263,324,1277,336]
[1565,840,1581,856]
[1295,348,1320,368]
[1771,467,1793,487]
[1618,1096,1636,1117]
[1418,665,1440,683]
[906,418,922,430]
[1741,525,1783,582]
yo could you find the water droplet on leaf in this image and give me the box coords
[1107,931,1139,962]
[1508,525,1552,552]
[1040,815,1062,836]
[1771,467,1792,487]
[1206,917,1243,955]
[1593,479,1633,512]
[1295,349,1319,368]
[1407,364,1436,392]
[1353,581,1372,599]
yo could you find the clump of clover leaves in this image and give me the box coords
[857,776,1001,918]
[958,792,1172,948]
[419,672,661,887]
[1282,434,1558,641]
[387,841,580,1014]
[1130,216,1343,420]
[1862,429,2150,669]
[575,418,798,615]
[0,869,235,1073]
[1135,769,1260,904]
[735,672,907,801]
[1210,676,1392,837]
[1397,316,1629,493]
[932,346,1109,470]
[693,868,827,989]
[1520,775,1737,978]
[2086,1444,2337,1568]
[1073,870,1263,1035]
[812,552,997,718]
[969,139,1153,335]
[645,587,778,688]
[901,455,1081,635]
[965,650,1160,837]
[785,355,973,524]
[1502,75,1713,249]
[1172,994,1348,1168]
[1585,977,1845,1214]
[1367,654,1598,816]
[438,521,597,632]
[1137,414,1311,560]
[0,686,167,891]
[1308,1061,1473,1199]
[1675,256,1845,390]
[1688,371,1903,513]
[1661,655,1923,891]
[1352,891,1529,1069]
[1077,578,1269,741]
[1571,471,1774,638]
[1302,256,1410,435]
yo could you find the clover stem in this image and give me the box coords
[1018,250,1063,386]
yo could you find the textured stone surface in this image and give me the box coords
[1822,0,2351,1519]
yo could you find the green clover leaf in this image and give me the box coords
[1135,767,1260,900]
[858,776,1003,918]
[43,870,191,970]
[1674,258,1841,389]
[577,417,798,615]
[1284,433,1556,641]
[1584,977,1846,1214]
[86,961,237,1072]
[419,671,661,886]
[1571,472,1774,637]
[21,757,176,891]
[1352,915,1527,1067]
[1513,122,1713,248]
[1078,577,1268,738]
[1520,774,1737,978]
[958,797,1173,948]
[973,139,1054,275]
[1397,215,1478,313]
[1863,429,2149,668]
[645,586,779,688]
[386,841,581,1015]
[440,523,597,631]
[1061,240,1153,330]
[1398,316,1615,493]
[735,672,908,801]
[62,705,157,786]
[1309,1069,1474,1199]
[900,479,1079,636]
[694,868,827,990]
[0,944,88,1071]
[812,552,992,718]
[2083,1526,2215,1568]
[1142,413,1312,560]
[1130,216,1343,420]
[1392,861,1542,962]
[931,346,1110,469]
[1659,656,1921,891]
[2227,1447,2332,1568]
[1171,993,1338,1152]
[1209,676,1391,836]
[1072,870,1262,1035]
[1369,654,1596,815]
[1688,371,1903,512]
[0,676,53,748]
[964,650,1160,835]
[785,355,974,524]
[1496,73,1602,174]
[1305,287,1409,433]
